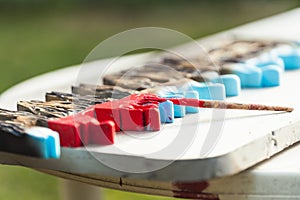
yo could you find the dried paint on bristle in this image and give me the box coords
[0,109,48,127]
[72,84,136,99]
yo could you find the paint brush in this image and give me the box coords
[137,94,294,112]
[0,109,60,159]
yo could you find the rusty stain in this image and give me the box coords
[172,181,219,199]
[173,181,209,192]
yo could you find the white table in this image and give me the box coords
[1,8,300,200]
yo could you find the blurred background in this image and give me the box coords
[0,0,299,199]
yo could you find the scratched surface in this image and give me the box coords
[0,8,300,199]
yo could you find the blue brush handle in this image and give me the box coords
[26,127,60,159]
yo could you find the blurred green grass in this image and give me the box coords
[0,1,299,199]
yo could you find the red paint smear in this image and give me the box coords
[137,94,205,108]
[172,181,219,200]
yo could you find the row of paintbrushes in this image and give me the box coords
[0,38,298,159]
[102,39,300,97]
[0,83,293,159]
